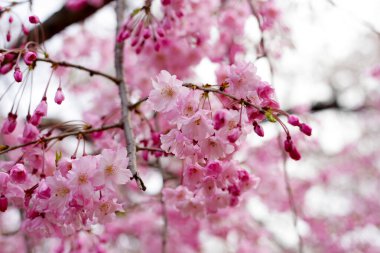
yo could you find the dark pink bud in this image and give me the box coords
[154,42,161,51]
[28,15,40,24]
[157,28,165,37]
[289,145,301,161]
[253,123,264,137]
[143,28,151,39]
[22,24,29,35]
[206,162,222,177]
[0,195,8,212]
[228,184,241,197]
[23,51,37,65]
[1,113,17,134]
[227,128,241,143]
[151,132,161,146]
[14,67,22,82]
[300,123,312,136]
[0,63,13,74]
[237,170,250,182]
[54,88,65,105]
[284,137,293,153]
[162,0,171,5]
[288,115,300,126]
[8,16,13,23]
[213,111,226,130]
[10,164,27,184]
[6,30,11,42]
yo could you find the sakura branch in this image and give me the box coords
[115,0,145,191]
[35,57,120,84]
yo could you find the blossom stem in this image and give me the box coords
[115,0,146,191]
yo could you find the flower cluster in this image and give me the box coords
[0,148,131,238]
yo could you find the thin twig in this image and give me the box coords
[280,137,304,253]
[36,58,120,84]
[0,122,122,155]
[115,0,146,191]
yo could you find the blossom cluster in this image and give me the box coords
[0,148,131,238]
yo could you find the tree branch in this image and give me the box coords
[115,0,146,191]
[15,0,114,46]
[36,57,120,84]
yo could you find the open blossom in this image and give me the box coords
[199,135,234,160]
[68,156,98,195]
[223,61,260,99]
[46,175,72,210]
[148,70,187,112]
[180,110,213,140]
[94,148,131,188]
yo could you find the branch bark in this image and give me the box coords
[15,0,114,46]
[115,0,146,191]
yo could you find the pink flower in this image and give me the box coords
[23,51,37,65]
[225,62,260,99]
[22,122,39,142]
[94,148,131,187]
[46,175,71,209]
[148,70,186,112]
[68,156,98,195]
[0,195,8,212]
[199,135,233,160]
[213,110,226,130]
[54,88,65,104]
[181,110,213,140]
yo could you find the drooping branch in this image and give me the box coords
[115,0,146,191]
[0,122,122,155]
[36,58,120,84]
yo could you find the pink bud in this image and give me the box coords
[54,88,65,105]
[151,132,161,146]
[227,128,241,143]
[213,111,226,130]
[154,42,161,52]
[0,63,13,74]
[14,67,22,82]
[8,16,13,23]
[6,30,11,42]
[0,195,8,212]
[10,164,27,184]
[162,0,171,5]
[289,145,301,161]
[206,162,222,177]
[284,138,293,153]
[37,181,51,199]
[157,28,165,37]
[28,15,40,24]
[1,113,17,134]
[143,28,151,39]
[253,123,264,137]
[288,115,300,126]
[23,51,37,65]
[22,24,29,35]
[299,123,312,136]
[228,184,241,197]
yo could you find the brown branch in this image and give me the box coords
[0,122,122,155]
[115,0,146,191]
[36,58,120,84]
[14,0,115,47]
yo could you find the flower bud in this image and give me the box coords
[14,67,22,82]
[253,123,264,137]
[213,111,226,130]
[10,164,27,184]
[289,145,301,161]
[24,51,37,65]
[0,195,8,212]
[1,113,17,134]
[300,123,312,136]
[54,88,65,105]
[28,15,40,24]
[288,115,300,126]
